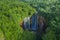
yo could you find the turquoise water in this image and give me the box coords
[30,14,38,31]
[23,14,38,31]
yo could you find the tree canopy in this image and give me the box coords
[0,0,60,40]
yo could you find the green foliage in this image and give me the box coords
[0,0,60,40]
[21,31,35,40]
[42,30,57,40]
[0,29,5,40]
[23,0,60,40]
[0,1,35,40]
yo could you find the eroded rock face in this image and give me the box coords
[0,29,5,40]
[21,14,47,32]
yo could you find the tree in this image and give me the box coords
[0,1,35,40]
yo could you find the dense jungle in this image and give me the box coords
[0,0,60,40]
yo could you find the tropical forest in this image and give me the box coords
[0,0,60,40]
